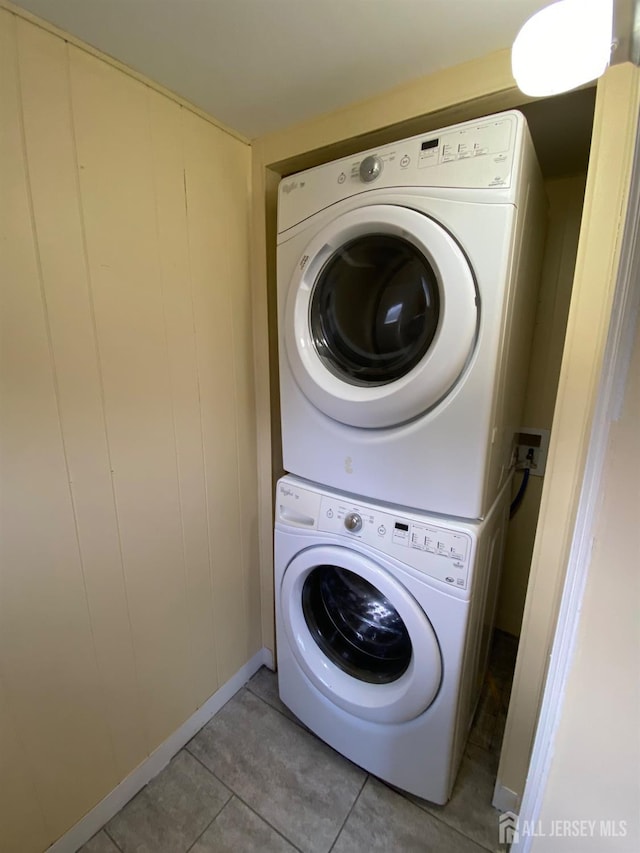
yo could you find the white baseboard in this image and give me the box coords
[492,781,520,814]
[261,646,275,670]
[47,648,271,853]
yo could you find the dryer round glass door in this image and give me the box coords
[310,234,440,385]
[280,544,442,723]
[284,204,478,428]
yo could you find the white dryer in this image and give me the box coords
[277,110,546,518]
[274,474,510,804]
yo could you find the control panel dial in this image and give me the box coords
[344,512,363,532]
[359,155,383,183]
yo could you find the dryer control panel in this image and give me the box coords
[276,478,475,590]
[278,110,530,234]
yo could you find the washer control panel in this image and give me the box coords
[317,496,471,589]
[275,478,473,590]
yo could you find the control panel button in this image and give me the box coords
[344,512,363,532]
[377,525,386,536]
[400,154,410,168]
[337,171,346,184]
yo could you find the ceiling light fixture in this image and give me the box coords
[512,0,614,96]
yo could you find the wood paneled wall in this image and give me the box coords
[0,10,259,851]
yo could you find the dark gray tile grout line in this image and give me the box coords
[182,743,232,790]
[228,794,306,853]
[182,776,233,853]
[221,794,306,853]
[184,736,305,853]
[181,792,303,853]
[327,773,369,853]
[182,808,223,853]
[103,826,123,852]
[245,682,309,732]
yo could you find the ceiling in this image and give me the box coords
[11,0,557,139]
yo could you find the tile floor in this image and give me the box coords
[80,630,518,853]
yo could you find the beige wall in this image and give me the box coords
[497,174,586,636]
[0,10,259,851]
[531,307,640,851]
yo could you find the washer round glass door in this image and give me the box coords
[285,204,478,428]
[280,544,442,723]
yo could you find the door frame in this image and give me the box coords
[513,104,640,847]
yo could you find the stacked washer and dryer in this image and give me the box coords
[273,111,545,804]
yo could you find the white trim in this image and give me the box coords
[493,784,520,814]
[261,645,275,670]
[46,648,271,853]
[512,116,640,852]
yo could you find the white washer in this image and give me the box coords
[277,110,546,518]
[274,474,510,804]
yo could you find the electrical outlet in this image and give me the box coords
[515,428,550,477]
